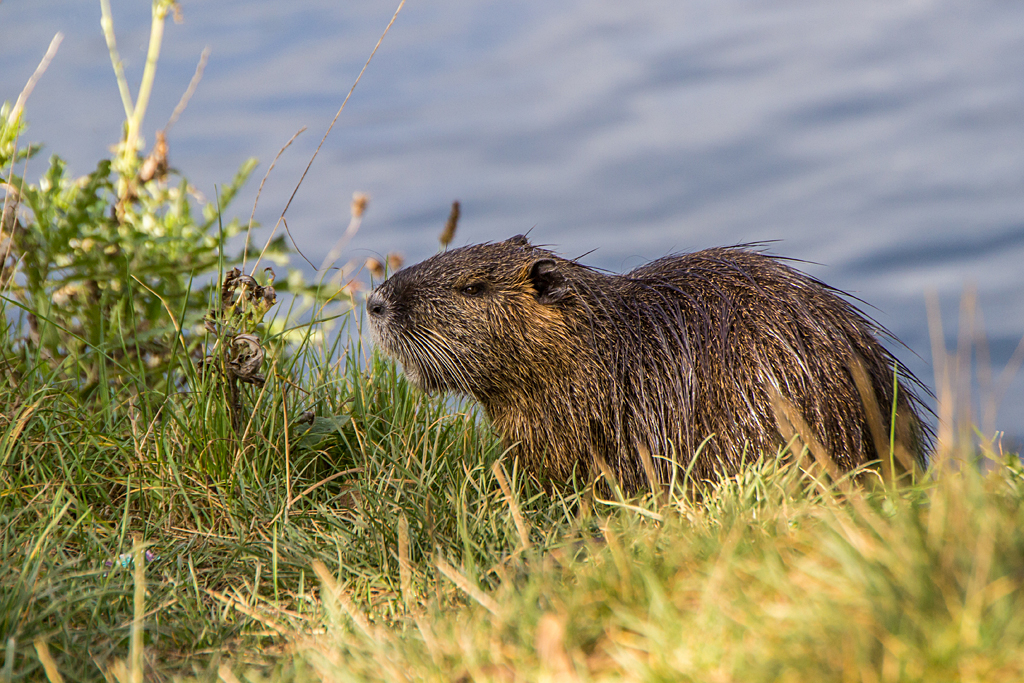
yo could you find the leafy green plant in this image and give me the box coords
[1,107,260,396]
[0,0,284,398]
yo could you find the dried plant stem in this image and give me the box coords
[245,127,306,272]
[125,1,173,160]
[398,513,413,610]
[99,0,135,120]
[272,0,407,265]
[955,288,977,445]
[205,589,289,636]
[312,561,378,639]
[436,558,499,615]
[8,33,63,126]
[492,461,532,551]
[130,536,146,683]
[164,47,209,134]
[637,444,668,506]
[32,640,63,683]
[769,386,842,486]
[994,334,1024,420]
[849,356,894,482]
[926,290,955,459]
[2,637,14,683]
[217,665,242,683]
[318,195,367,274]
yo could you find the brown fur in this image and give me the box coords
[367,235,930,492]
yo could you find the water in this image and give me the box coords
[4,0,1023,439]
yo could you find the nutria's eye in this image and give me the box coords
[459,282,487,297]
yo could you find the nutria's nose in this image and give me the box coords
[366,291,387,318]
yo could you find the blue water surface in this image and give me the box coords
[3,0,1023,439]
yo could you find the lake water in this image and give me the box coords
[4,0,1023,440]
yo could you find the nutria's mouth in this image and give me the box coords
[391,355,432,392]
[367,294,472,395]
[366,306,422,388]
[394,327,475,395]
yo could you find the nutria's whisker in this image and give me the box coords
[411,329,455,388]
[422,328,475,393]
[403,326,474,395]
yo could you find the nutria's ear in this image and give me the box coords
[529,259,569,304]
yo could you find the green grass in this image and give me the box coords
[1,296,1023,682]
[0,307,534,680]
[268,443,1024,683]
[3,11,1023,677]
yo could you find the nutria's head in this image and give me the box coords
[366,235,583,400]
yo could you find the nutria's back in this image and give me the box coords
[367,235,929,492]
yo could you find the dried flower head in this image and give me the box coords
[365,257,385,279]
[439,200,460,247]
[351,192,369,219]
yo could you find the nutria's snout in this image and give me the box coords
[365,286,403,365]
[365,235,932,493]
[366,266,468,395]
[366,291,387,319]
[365,289,395,340]
[364,289,388,342]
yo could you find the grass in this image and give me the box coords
[3,5,1023,680]
[271,440,1024,683]
[1,289,1023,682]
[0,306,532,680]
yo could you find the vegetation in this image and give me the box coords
[2,3,1023,682]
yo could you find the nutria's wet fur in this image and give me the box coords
[367,235,929,492]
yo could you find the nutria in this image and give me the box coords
[366,235,929,493]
